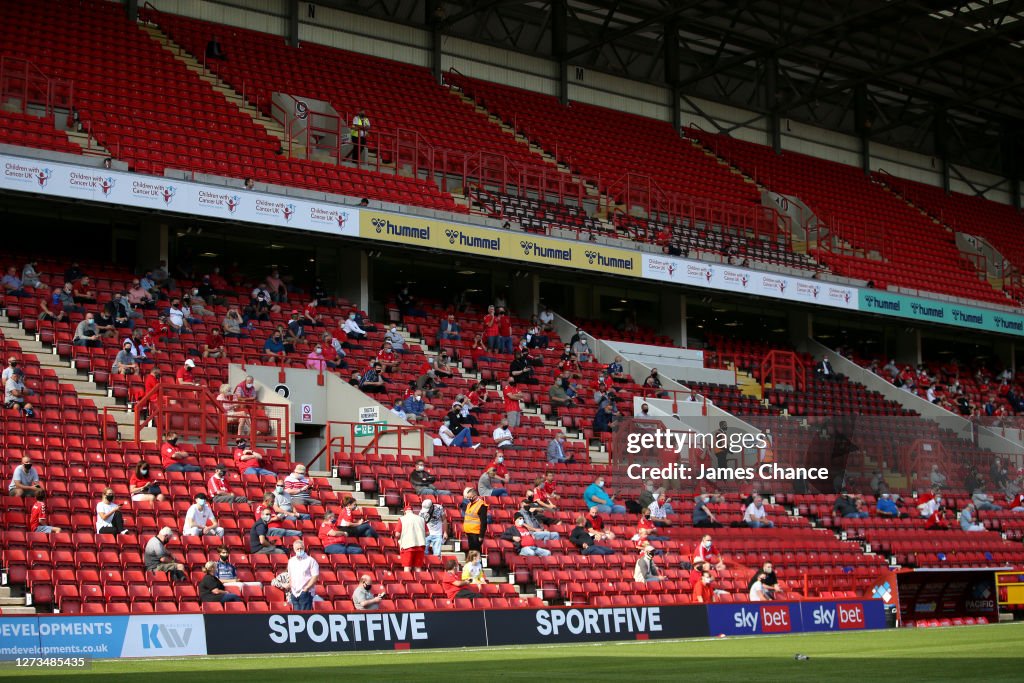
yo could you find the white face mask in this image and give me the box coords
[196,500,206,508]
[703,541,712,549]
[295,550,306,558]
[596,480,605,487]
[246,382,254,389]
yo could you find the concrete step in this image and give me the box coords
[0,586,18,599]
[0,606,37,615]
[0,596,28,606]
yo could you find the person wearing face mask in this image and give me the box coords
[571,335,591,363]
[492,418,515,449]
[8,456,43,498]
[337,496,378,538]
[420,499,448,556]
[693,534,727,571]
[385,324,407,353]
[692,493,723,528]
[273,480,313,521]
[437,416,478,449]
[460,550,487,585]
[214,547,241,583]
[306,344,329,372]
[72,313,101,347]
[199,561,243,603]
[462,488,489,553]
[129,461,165,502]
[318,511,364,555]
[263,330,287,362]
[635,509,671,543]
[222,306,248,339]
[341,312,367,340]
[352,574,385,610]
[643,368,669,399]
[633,545,662,583]
[583,477,626,514]
[161,432,202,473]
[250,508,288,554]
[145,526,187,582]
[233,438,276,478]
[692,570,716,603]
[96,487,128,535]
[410,461,451,496]
[183,493,224,537]
[287,540,320,610]
[478,467,508,498]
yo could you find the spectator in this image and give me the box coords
[692,570,715,603]
[391,399,409,421]
[20,261,44,290]
[633,546,662,582]
[144,526,187,582]
[438,314,461,342]
[502,517,552,557]
[250,508,288,554]
[183,493,224,537]
[273,482,312,522]
[834,491,869,519]
[548,377,576,410]
[205,34,227,60]
[202,327,226,360]
[509,351,537,386]
[319,511,363,555]
[358,362,386,394]
[570,515,615,555]
[410,461,450,496]
[583,477,626,514]
[462,488,488,553]
[607,356,629,381]
[161,432,202,473]
[743,495,775,528]
[1,266,28,297]
[816,356,839,381]
[584,506,615,541]
[546,433,574,464]
[403,389,431,420]
[643,368,669,398]
[176,358,198,385]
[222,307,247,339]
[96,487,128,535]
[929,464,948,489]
[531,478,558,513]
[395,506,427,572]
[420,499,447,556]
[287,540,320,610]
[263,330,287,362]
[502,378,525,428]
[972,488,1003,512]
[647,492,674,525]
[233,438,276,477]
[72,313,101,347]
[515,500,559,540]
[960,503,986,532]
[37,288,67,323]
[71,276,96,304]
[58,281,84,314]
[437,417,478,449]
[8,455,42,498]
[208,465,248,503]
[492,418,515,449]
[28,489,61,534]
[876,493,906,518]
[925,505,951,530]
[593,403,618,434]
[111,340,138,376]
[352,574,385,610]
[3,367,36,417]
[342,313,367,340]
[916,490,943,519]
[129,461,165,502]
[213,548,240,586]
[635,508,670,543]
[284,464,320,506]
[748,561,779,600]
[693,534,726,571]
[571,336,591,363]
[338,496,378,538]
[442,559,479,602]
[478,466,508,497]
[199,561,242,603]
[460,550,487,586]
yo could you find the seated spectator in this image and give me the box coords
[391,399,409,421]
[916,490,942,518]
[492,418,515,449]
[233,438,275,477]
[176,358,198,385]
[834,491,869,519]
[583,477,626,514]
[1,266,28,297]
[255,493,303,538]
[643,368,669,398]
[592,403,618,434]
[925,505,950,530]
[199,561,242,603]
[748,562,779,600]
[359,362,386,393]
[634,509,670,542]
[263,330,287,362]
[215,549,241,585]
[319,511,364,555]
[692,570,716,603]
[648,492,674,525]
[875,493,906,518]
[403,389,431,420]
[929,464,948,489]
[693,493,723,528]
[960,503,986,532]
[478,466,508,497]
[531,479,558,513]
[515,499,559,539]
[250,508,288,554]
[72,313,101,348]
[438,314,461,342]
[972,488,1003,512]
[442,559,480,602]
[205,34,227,60]
[305,344,329,372]
[509,351,537,385]
[432,352,455,379]
[546,433,575,464]
[337,496,378,538]
[283,464,320,507]
[20,261,44,290]
[633,546,662,582]
[501,517,552,557]
[111,340,138,376]
[72,276,96,304]
[436,417,478,449]
[129,461,165,502]
[410,461,450,495]
[420,499,447,556]
[161,432,202,473]
[570,515,615,555]
[208,465,248,504]
[694,534,727,571]
[203,328,226,360]
[743,495,775,528]
[353,574,385,610]
[460,550,487,585]
[144,527,187,582]
[37,289,67,323]
[342,313,367,340]
[58,281,84,314]
[183,493,224,537]
[29,489,61,534]
[548,378,576,410]
[95,487,128,535]
[272,485,311,523]
[8,455,43,498]
[607,355,629,381]
[585,506,615,542]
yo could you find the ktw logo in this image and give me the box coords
[812,604,865,629]
[141,623,193,649]
[733,605,791,633]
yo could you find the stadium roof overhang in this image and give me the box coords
[316,0,1024,178]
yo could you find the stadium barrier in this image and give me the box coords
[0,600,884,659]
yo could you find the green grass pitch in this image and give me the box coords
[2,623,1021,682]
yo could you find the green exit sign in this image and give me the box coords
[355,423,387,437]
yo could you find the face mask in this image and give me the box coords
[497,457,504,464]
[105,494,114,502]
[169,438,178,446]
[196,499,206,508]
[295,550,306,558]
[23,463,32,470]
[702,576,712,584]
[140,467,149,475]
[417,465,425,471]
[220,554,229,561]
[703,541,712,549]
[262,516,272,523]
[349,315,356,320]
[245,382,254,389]
[596,481,605,487]
[276,486,284,493]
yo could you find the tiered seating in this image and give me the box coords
[144,10,584,202]
[0,0,457,211]
[573,318,675,347]
[0,110,81,155]
[469,189,612,238]
[690,130,1008,305]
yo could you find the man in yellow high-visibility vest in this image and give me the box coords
[347,109,371,163]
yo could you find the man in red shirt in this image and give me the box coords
[302,299,322,327]
[495,308,513,354]
[318,511,363,554]
[692,569,715,603]
[203,328,225,359]
[161,432,202,473]
[29,489,60,533]
[585,506,615,542]
[337,496,379,538]
[176,358,197,385]
[502,377,525,428]
[207,465,249,503]
[233,438,276,477]
[541,472,561,500]
[441,559,479,602]
[693,534,726,571]
[376,342,400,373]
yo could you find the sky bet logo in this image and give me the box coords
[812,604,865,630]
[734,605,792,633]
[141,623,193,649]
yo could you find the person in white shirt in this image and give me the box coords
[167,301,189,333]
[743,495,774,528]
[647,492,674,524]
[492,418,514,448]
[538,307,554,329]
[917,491,942,518]
[749,572,768,601]
[183,493,224,536]
[341,313,366,340]
[287,539,320,610]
